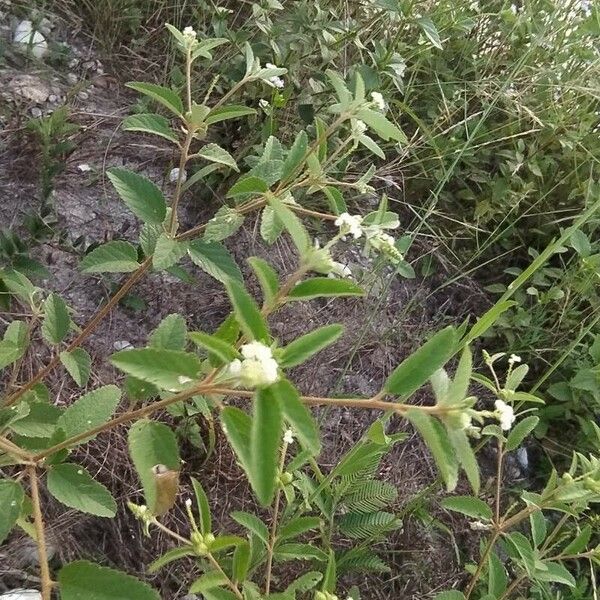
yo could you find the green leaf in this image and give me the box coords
[323,549,337,591]
[248,257,279,306]
[59,560,160,600]
[198,143,239,171]
[232,541,251,582]
[42,293,70,344]
[107,168,167,224]
[287,278,364,301]
[250,386,283,505]
[530,510,547,547]
[434,593,465,600]
[260,206,284,244]
[188,239,243,285]
[440,496,492,520]
[204,206,244,242]
[188,332,240,364]
[283,130,308,181]
[224,279,269,342]
[210,535,245,552]
[385,327,457,397]
[268,195,309,253]
[152,234,187,270]
[0,321,28,369]
[231,511,269,544]
[465,301,516,343]
[326,70,352,107]
[488,552,508,597]
[448,428,480,495]
[506,364,529,391]
[205,105,257,125]
[111,348,201,391]
[57,385,121,443]
[226,175,268,199]
[279,324,343,368]
[275,543,329,562]
[406,409,458,491]
[81,241,140,273]
[504,532,535,575]
[279,516,321,541]
[149,313,187,351]
[506,416,539,451]
[221,408,252,474]
[126,82,183,116]
[60,348,92,387]
[47,463,116,517]
[417,15,443,49]
[355,108,406,143]
[446,347,472,406]
[358,134,385,159]
[122,113,179,143]
[189,571,229,594]
[272,379,320,456]
[128,419,180,513]
[191,477,212,534]
[535,562,576,587]
[9,402,62,437]
[0,479,24,543]
[148,546,195,573]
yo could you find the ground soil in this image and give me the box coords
[0,13,509,600]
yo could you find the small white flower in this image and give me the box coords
[334,212,363,239]
[352,119,367,137]
[169,167,187,183]
[283,429,294,444]
[183,26,197,41]
[228,359,242,376]
[371,91,386,111]
[495,400,516,431]
[227,341,280,388]
[265,63,285,88]
[367,231,403,264]
[241,341,273,362]
[178,376,193,385]
[509,3,517,14]
[185,498,192,508]
[509,354,522,364]
[470,520,491,531]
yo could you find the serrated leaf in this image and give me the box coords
[60,348,92,387]
[224,279,269,342]
[231,510,269,544]
[128,419,180,513]
[111,348,201,391]
[0,479,24,543]
[205,105,257,125]
[59,560,160,600]
[338,511,399,539]
[9,402,62,437]
[285,572,323,594]
[149,313,187,351]
[126,82,183,116]
[107,168,166,224]
[488,551,508,597]
[232,541,250,582]
[282,130,308,181]
[440,496,492,519]
[248,257,279,306]
[275,543,328,562]
[272,379,320,456]
[81,241,140,273]
[535,562,576,587]
[268,195,309,252]
[198,143,238,171]
[57,385,121,443]
[250,386,283,505]
[385,327,457,397]
[279,324,343,368]
[506,416,539,451]
[226,175,268,199]
[152,234,187,270]
[204,206,244,242]
[0,321,28,369]
[188,239,242,285]
[406,409,458,491]
[189,571,229,594]
[122,113,179,143]
[417,15,443,49]
[42,293,70,344]
[287,278,364,301]
[260,206,284,244]
[47,463,116,517]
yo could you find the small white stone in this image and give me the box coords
[30,107,42,118]
[169,168,187,183]
[113,340,134,351]
[13,20,48,59]
[77,91,89,100]
[66,73,78,85]
[77,163,91,173]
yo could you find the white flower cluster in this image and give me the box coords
[283,429,295,444]
[228,341,279,388]
[508,353,521,365]
[265,63,285,88]
[371,91,386,111]
[494,400,516,430]
[335,212,363,239]
[182,26,198,47]
[368,231,403,264]
[352,119,367,137]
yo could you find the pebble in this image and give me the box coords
[30,107,42,118]
[66,73,78,85]
[77,164,92,173]
[77,90,89,100]
[13,20,48,59]
[113,340,134,351]
[0,590,42,600]
[48,94,58,103]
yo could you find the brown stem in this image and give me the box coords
[3,257,153,408]
[28,466,53,600]
[495,439,504,524]
[464,531,500,599]
[0,435,34,462]
[169,128,194,235]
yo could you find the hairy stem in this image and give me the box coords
[28,466,53,600]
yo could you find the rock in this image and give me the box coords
[66,72,78,85]
[113,340,134,351]
[30,107,42,118]
[77,90,89,100]
[38,17,53,37]
[0,590,42,600]
[13,20,48,59]
[10,74,50,103]
[77,164,92,173]
[48,94,58,103]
